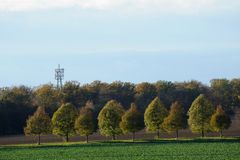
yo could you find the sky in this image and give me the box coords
[0,0,240,87]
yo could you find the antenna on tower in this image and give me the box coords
[55,64,64,89]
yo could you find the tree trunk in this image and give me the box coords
[112,134,116,140]
[86,135,89,143]
[132,132,135,142]
[220,130,223,138]
[66,133,69,142]
[176,130,179,139]
[157,129,160,139]
[38,134,41,145]
[201,129,204,138]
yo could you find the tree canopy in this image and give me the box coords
[52,103,78,142]
[120,103,144,141]
[75,101,96,143]
[24,106,52,145]
[144,97,168,138]
[0,78,239,136]
[34,84,60,116]
[162,101,186,138]
[210,105,231,137]
[188,94,215,137]
[98,100,125,140]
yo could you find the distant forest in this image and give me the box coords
[0,78,239,136]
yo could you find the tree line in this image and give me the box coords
[0,79,239,136]
[25,95,231,145]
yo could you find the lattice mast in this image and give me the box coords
[55,64,64,89]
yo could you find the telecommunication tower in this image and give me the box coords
[55,64,64,89]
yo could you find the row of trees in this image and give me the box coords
[25,94,231,145]
[0,79,239,135]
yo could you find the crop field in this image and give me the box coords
[0,139,239,160]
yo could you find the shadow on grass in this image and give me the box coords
[144,138,240,144]
[1,137,239,150]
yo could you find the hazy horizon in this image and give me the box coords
[1,52,240,87]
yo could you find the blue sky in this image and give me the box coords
[0,0,240,87]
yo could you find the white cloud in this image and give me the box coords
[0,0,239,14]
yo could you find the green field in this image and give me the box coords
[0,139,239,160]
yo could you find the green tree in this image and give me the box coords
[230,79,240,107]
[75,101,96,143]
[99,81,135,109]
[24,107,52,145]
[210,105,231,137]
[52,103,78,142]
[0,86,34,135]
[144,97,168,138]
[120,103,144,141]
[82,81,108,106]
[98,100,125,140]
[134,82,157,112]
[188,94,215,137]
[162,102,186,139]
[61,81,86,107]
[155,81,176,108]
[0,86,33,106]
[34,84,60,116]
[210,79,233,112]
[174,80,210,114]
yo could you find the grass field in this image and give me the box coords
[0,139,239,160]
